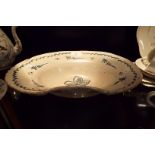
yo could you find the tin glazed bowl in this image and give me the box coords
[5,51,142,98]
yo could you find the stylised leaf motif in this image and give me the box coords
[83,79,91,86]
[113,72,126,86]
[31,63,48,70]
[73,76,84,85]
[102,58,116,68]
[64,80,74,86]
[64,76,90,87]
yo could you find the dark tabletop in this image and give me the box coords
[1,26,155,129]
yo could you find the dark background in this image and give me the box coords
[2,26,140,61]
[2,26,153,129]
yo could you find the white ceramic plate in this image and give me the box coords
[137,26,155,58]
[5,51,142,98]
[0,79,7,100]
[135,57,155,78]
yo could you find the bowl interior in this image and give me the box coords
[32,60,119,98]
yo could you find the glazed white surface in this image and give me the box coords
[5,51,142,97]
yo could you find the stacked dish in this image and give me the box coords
[5,51,142,98]
[135,26,155,87]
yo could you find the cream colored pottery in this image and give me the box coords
[135,57,155,78]
[137,26,155,58]
[0,79,7,100]
[5,51,142,98]
[142,76,155,87]
[0,27,22,70]
[145,48,155,74]
[135,56,155,87]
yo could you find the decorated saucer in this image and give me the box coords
[135,57,155,78]
[5,51,142,98]
[137,26,155,58]
[0,79,7,100]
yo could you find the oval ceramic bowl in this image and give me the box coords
[5,51,142,98]
[137,26,155,58]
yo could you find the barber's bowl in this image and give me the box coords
[5,51,142,98]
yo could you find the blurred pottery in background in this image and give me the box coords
[136,26,155,87]
[0,26,22,70]
[137,26,155,58]
[0,79,7,100]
